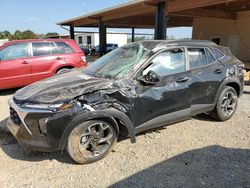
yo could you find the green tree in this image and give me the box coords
[14,30,22,39]
[45,32,59,37]
[21,30,37,39]
[0,32,7,39]
[3,30,12,39]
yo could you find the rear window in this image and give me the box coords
[50,42,60,54]
[55,42,74,53]
[32,42,60,57]
[210,48,225,60]
[188,48,207,68]
[32,42,50,56]
[205,48,216,64]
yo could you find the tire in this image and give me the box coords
[56,68,71,74]
[67,120,117,164]
[210,86,238,121]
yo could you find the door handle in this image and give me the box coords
[214,69,222,74]
[56,57,63,60]
[176,77,189,83]
[22,61,30,64]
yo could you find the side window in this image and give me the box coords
[50,42,60,54]
[32,42,50,57]
[205,48,216,64]
[55,42,74,53]
[210,48,225,60]
[188,48,207,69]
[0,43,28,60]
[143,48,185,77]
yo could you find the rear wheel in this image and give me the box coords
[67,120,117,164]
[56,68,71,74]
[210,86,238,121]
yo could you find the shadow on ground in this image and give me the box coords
[0,118,15,146]
[193,113,217,122]
[0,88,18,96]
[0,117,74,164]
[111,145,250,188]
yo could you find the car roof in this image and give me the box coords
[138,40,218,50]
[4,38,74,45]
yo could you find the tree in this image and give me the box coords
[45,32,59,37]
[21,30,37,39]
[3,30,12,39]
[0,32,6,39]
[14,30,22,39]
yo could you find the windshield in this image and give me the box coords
[82,43,148,79]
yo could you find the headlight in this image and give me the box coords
[24,103,72,111]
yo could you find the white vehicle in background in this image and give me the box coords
[0,39,9,46]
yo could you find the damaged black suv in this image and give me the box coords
[8,40,244,164]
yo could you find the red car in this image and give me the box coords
[0,39,87,89]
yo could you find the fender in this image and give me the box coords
[214,77,243,104]
[58,108,136,150]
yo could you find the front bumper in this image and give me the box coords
[7,118,52,152]
[7,99,56,152]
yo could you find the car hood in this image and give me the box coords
[14,70,114,104]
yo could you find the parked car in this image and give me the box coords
[0,39,87,89]
[91,43,118,54]
[107,43,118,52]
[8,40,244,164]
[79,44,90,55]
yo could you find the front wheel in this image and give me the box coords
[67,120,117,164]
[210,86,238,121]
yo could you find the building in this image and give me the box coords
[46,32,127,47]
[57,0,250,71]
[192,11,250,68]
[74,32,127,47]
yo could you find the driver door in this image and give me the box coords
[133,47,192,133]
[0,42,32,89]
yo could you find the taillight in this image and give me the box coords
[81,56,87,65]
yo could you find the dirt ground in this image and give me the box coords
[0,86,249,188]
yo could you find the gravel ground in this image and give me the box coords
[0,86,249,188]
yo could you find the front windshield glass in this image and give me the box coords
[82,43,148,79]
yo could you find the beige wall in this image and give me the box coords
[192,11,250,64]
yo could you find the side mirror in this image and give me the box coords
[138,70,160,85]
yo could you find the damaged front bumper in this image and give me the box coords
[7,99,101,152]
[7,99,62,152]
[7,98,136,152]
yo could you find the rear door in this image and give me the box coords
[0,42,32,89]
[188,47,224,115]
[30,41,63,82]
[55,41,83,67]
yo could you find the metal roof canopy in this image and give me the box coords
[57,0,250,55]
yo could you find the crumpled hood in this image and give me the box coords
[14,69,113,104]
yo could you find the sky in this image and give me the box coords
[0,0,192,38]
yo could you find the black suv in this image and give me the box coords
[8,40,244,164]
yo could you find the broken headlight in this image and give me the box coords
[24,103,73,112]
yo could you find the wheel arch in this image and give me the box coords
[58,108,136,150]
[214,77,243,104]
[56,65,75,74]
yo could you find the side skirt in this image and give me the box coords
[135,109,190,134]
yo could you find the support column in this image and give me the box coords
[132,27,135,42]
[99,19,107,56]
[154,1,167,40]
[69,25,75,40]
